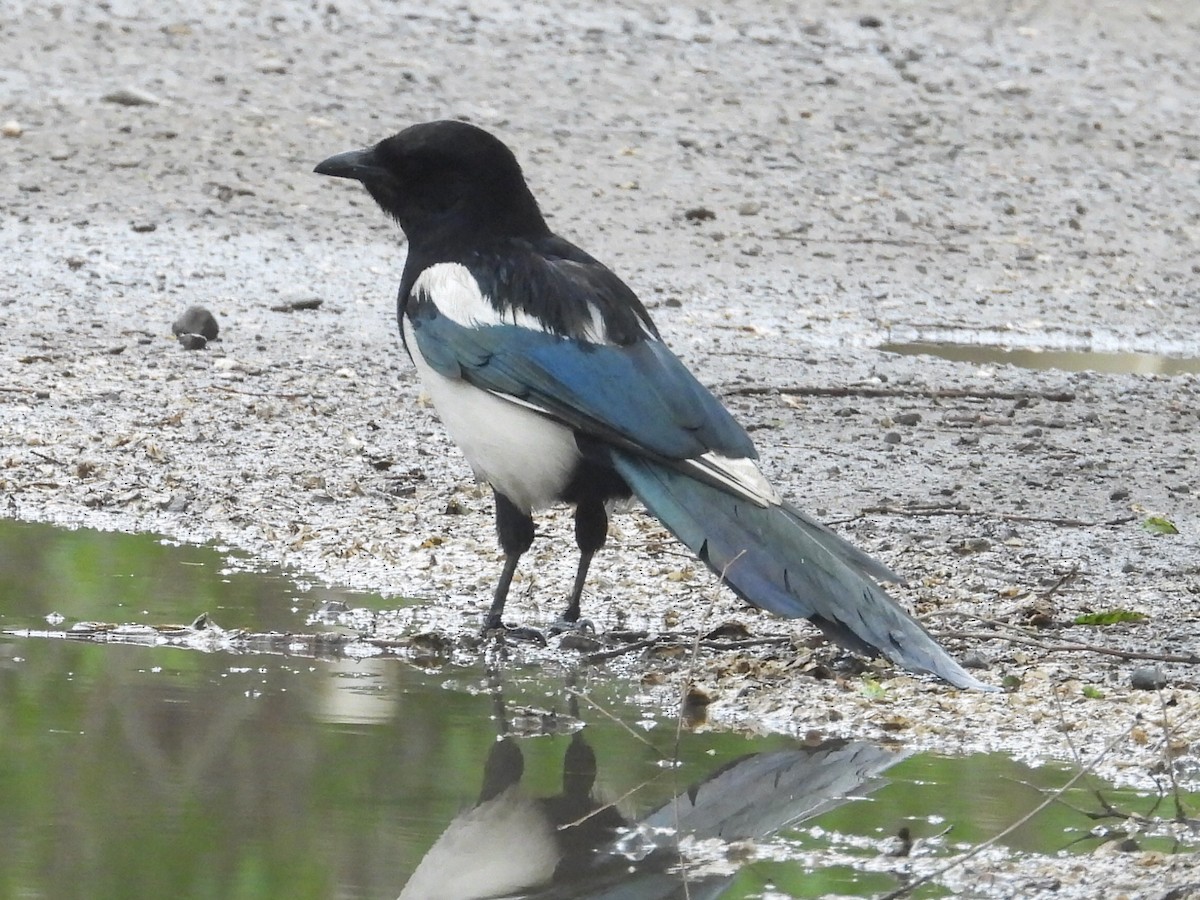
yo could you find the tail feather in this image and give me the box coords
[609,451,993,691]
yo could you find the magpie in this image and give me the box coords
[315,120,991,690]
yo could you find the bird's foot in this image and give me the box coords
[482,620,549,647]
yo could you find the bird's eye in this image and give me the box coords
[404,160,467,216]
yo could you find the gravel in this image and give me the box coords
[2,1,1199,892]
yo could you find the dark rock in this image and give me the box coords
[172,305,220,341]
[1130,666,1166,690]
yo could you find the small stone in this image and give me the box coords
[996,80,1032,96]
[256,57,289,74]
[1,120,22,138]
[684,206,716,222]
[131,222,157,233]
[737,201,762,216]
[172,305,220,341]
[1110,488,1130,501]
[858,14,883,28]
[960,651,989,670]
[894,412,921,426]
[883,431,902,444]
[953,537,991,554]
[1130,667,1166,690]
[558,632,603,653]
[102,87,162,107]
[176,333,208,350]
[269,297,324,312]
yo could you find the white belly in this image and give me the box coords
[403,318,582,512]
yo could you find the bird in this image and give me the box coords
[314,119,992,690]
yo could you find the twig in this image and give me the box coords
[556,777,662,831]
[29,449,65,466]
[207,384,318,400]
[583,637,660,664]
[1049,686,1129,826]
[880,723,1135,899]
[726,384,1076,403]
[582,632,789,664]
[830,504,1135,529]
[700,636,792,651]
[773,232,965,252]
[564,688,659,751]
[1159,692,1191,823]
[669,549,745,900]
[1039,566,1080,601]
[935,629,1200,665]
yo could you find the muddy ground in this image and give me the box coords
[3,0,1200,894]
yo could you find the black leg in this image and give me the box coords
[563,498,607,623]
[486,490,535,629]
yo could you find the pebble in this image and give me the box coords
[894,412,922,426]
[1130,666,1166,690]
[101,87,162,107]
[256,58,289,74]
[131,222,157,233]
[883,431,902,444]
[172,305,220,341]
[269,297,324,312]
[2,120,22,138]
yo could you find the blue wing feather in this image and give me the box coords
[408,309,755,461]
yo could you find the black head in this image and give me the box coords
[314,120,549,253]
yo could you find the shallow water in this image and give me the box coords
[0,520,1194,899]
[880,341,1200,376]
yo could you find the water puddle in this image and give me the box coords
[0,518,385,634]
[1,521,1196,898]
[880,341,1200,376]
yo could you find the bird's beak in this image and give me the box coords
[314,147,386,183]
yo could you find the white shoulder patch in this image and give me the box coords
[413,262,652,346]
[413,262,550,333]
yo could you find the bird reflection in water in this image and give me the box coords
[398,697,904,899]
